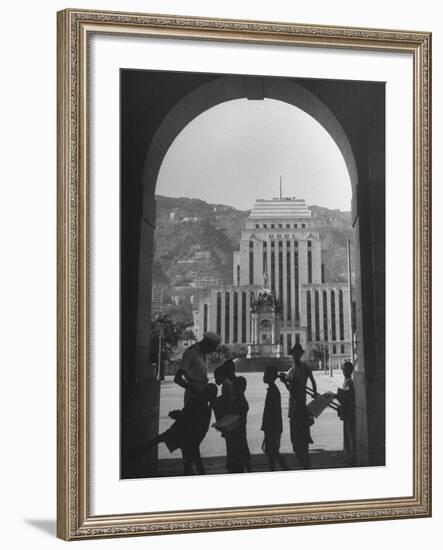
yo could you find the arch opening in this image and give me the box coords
[120,71,386,478]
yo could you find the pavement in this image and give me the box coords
[157,370,346,475]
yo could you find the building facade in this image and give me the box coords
[196,197,352,363]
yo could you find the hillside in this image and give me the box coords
[153,196,249,289]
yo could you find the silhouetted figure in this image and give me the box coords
[212,361,235,422]
[261,366,288,471]
[174,332,221,404]
[225,376,251,473]
[280,343,317,469]
[335,361,356,465]
[146,383,218,475]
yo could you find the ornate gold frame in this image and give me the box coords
[57,8,431,540]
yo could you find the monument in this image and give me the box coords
[248,273,282,358]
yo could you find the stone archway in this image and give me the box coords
[121,71,385,477]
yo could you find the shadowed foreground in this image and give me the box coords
[156,449,347,478]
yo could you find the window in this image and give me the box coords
[271,250,276,292]
[331,290,336,341]
[287,248,291,323]
[216,292,221,335]
[249,241,254,284]
[225,292,230,343]
[339,289,344,341]
[307,242,312,284]
[315,290,320,341]
[307,291,312,341]
[333,344,337,354]
[323,290,328,341]
[255,224,259,228]
[241,292,247,343]
[271,224,275,228]
[286,224,290,228]
[302,223,306,228]
[294,243,299,321]
[341,343,345,354]
[203,304,208,333]
[233,292,238,343]
[294,223,298,228]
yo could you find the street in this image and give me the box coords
[158,370,344,463]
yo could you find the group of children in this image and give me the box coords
[147,358,355,475]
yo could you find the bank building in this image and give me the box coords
[195,196,353,363]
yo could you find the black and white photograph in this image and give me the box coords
[120,70,386,479]
[1,0,438,546]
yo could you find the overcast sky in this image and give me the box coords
[156,98,352,212]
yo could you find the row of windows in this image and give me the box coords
[254,240,300,248]
[306,289,345,343]
[249,239,315,251]
[254,223,308,229]
[262,246,300,323]
[216,291,250,344]
[332,344,346,354]
[264,241,297,248]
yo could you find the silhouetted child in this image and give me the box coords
[335,361,356,465]
[224,359,236,382]
[261,366,288,471]
[212,360,235,421]
[146,383,218,475]
[225,376,251,473]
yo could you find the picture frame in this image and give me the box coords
[57,8,431,540]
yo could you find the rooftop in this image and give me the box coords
[249,197,312,219]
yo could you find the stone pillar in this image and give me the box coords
[353,91,386,467]
[121,186,161,478]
